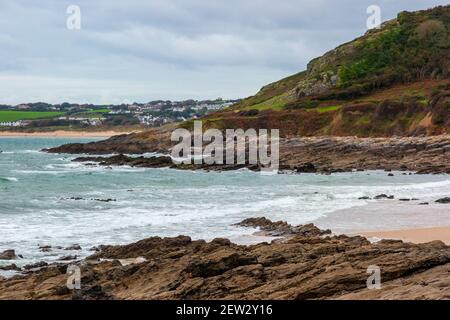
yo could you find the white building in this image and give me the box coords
[0,120,29,127]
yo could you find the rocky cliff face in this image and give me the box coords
[237,5,450,108]
[1,218,449,300]
[206,5,450,137]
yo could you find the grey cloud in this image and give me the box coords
[0,0,447,104]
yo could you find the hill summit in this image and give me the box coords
[201,5,450,137]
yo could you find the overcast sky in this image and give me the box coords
[0,0,447,105]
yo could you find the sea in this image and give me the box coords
[1,137,449,271]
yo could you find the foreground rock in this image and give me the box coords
[51,134,450,174]
[0,218,449,300]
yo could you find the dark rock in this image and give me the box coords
[399,198,411,201]
[295,163,316,173]
[23,261,48,270]
[39,245,52,252]
[54,286,71,296]
[211,238,231,246]
[388,173,394,176]
[419,202,429,205]
[435,197,450,204]
[92,198,116,203]
[0,263,20,271]
[185,252,258,278]
[235,217,331,237]
[0,250,18,260]
[358,196,371,200]
[59,255,78,261]
[374,194,394,200]
[65,245,82,251]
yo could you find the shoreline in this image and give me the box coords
[45,134,450,174]
[361,226,450,245]
[1,217,449,300]
[0,130,138,138]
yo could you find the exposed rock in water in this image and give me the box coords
[93,198,116,203]
[65,245,82,251]
[0,264,21,271]
[374,194,394,200]
[435,197,450,204]
[46,134,450,174]
[73,154,262,172]
[39,245,52,252]
[295,163,317,173]
[59,255,78,261]
[1,218,448,300]
[235,217,331,237]
[0,250,18,260]
[23,261,48,271]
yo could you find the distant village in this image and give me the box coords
[0,98,239,129]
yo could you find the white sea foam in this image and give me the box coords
[0,176,18,182]
[1,137,450,266]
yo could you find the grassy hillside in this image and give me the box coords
[201,5,450,137]
[0,111,64,122]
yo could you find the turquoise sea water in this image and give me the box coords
[1,137,449,268]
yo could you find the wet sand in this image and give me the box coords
[362,226,450,245]
[312,199,450,245]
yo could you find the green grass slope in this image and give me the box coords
[0,111,64,122]
[233,5,450,112]
[202,5,450,137]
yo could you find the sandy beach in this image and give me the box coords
[362,226,450,245]
[0,130,138,138]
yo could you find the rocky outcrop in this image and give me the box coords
[73,154,173,168]
[1,218,449,300]
[235,217,331,237]
[436,197,450,204]
[43,126,175,155]
[0,250,18,260]
[0,264,20,271]
[67,135,450,174]
[279,135,450,174]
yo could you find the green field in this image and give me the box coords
[90,108,110,113]
[0,111,64,122]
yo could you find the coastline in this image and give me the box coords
[361,226,450,245]
[0,130,138,138]
[1,217,449,300]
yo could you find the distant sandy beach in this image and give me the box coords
[0,130,138,138]
[362,226,450,245]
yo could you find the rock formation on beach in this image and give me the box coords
[68,135,450,174]
[1,218,449,300]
